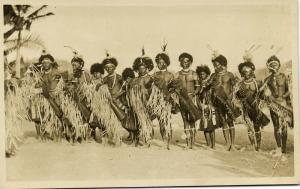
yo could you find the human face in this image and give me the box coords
[242,67,253,80]
[42,58,53,71]
[72,61,82,72]
[157,58,167,70]
[126,77,133,83]
[199,72,208,80]
[268,62,280,73]
[213,61,223,72]
[180,58,191,69]
[104,64,116,75]
[138,65,147,76]
[92,72,102,80]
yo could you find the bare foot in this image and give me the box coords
[230,145,238,152]
[226,144,231,151]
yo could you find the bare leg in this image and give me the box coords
[254,125,261,151]
[190,122,196,149]
[190,130,194,149]
[223,127,231,151]
[210,131,216,149]
[229,127,236,151]
[228,119,236,151]
[126,132,132,141]
[35,122,41,140]
[167,134,170,150]
[270,110,282,156]
[281,126,287,153]
[181,111,190,148]
[248,130,255,150]
[204,131,210,146]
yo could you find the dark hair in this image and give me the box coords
[90,63,104,74]
[102,57,118,67]
[267,55,280,65]
[196,65,211,76]
[132,57,154,72]
[122,67,135,80]
[238,62,255,74]
[212,54,227,67]
[71,57,84,67]
[155,53,170,66]
[39,54,55,63]
[238,61,256,78]
[178,52,193,63]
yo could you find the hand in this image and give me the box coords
[34,87,43,94]
[42,90,50,99]
[95,83,101,91]
[282,92,290,98]
[41,84,50,98]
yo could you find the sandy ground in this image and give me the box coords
[6,114,294,181]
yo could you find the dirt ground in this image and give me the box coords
[6,114,294,181]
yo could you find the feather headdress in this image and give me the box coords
[64,45,84,66]
[266,45,282,70]
[102,49,118,67]
[155,39,170,66]
[133,46,154,72]
[38,49,55,63]
[242,44,261,62]
[206,44,219,61]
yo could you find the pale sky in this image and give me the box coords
[5,3,295,74]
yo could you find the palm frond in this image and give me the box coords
[21,36,45,49]
[30,12,54,21]
[4,5,17,25]
[15,5,31,14]
[27,5,48,19]
[4,34,45,55]
[4,27,17,41]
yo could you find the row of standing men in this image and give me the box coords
[17,47,293,156]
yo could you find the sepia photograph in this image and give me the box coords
[1,0,299,188]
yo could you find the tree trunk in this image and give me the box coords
[15,31,21,78]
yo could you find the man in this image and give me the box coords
[120,68,138,144]
[151,47,174,149]
[102,53,126,122]
[66,54,92,142]
[34,51,66,140]
[83,61,124,145]
[196,65,217,149]
[264,55,293,157]
[90,62,105,85]
[89,63,105,141]
[68,54,92,121]
[153,46,174,98]
[129,49,154,146]
[174,52,200,149]
[210,52,240,151]
[69,55,91,85]
[236,61,270,151]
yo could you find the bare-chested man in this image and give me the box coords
[210,53,240,151]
